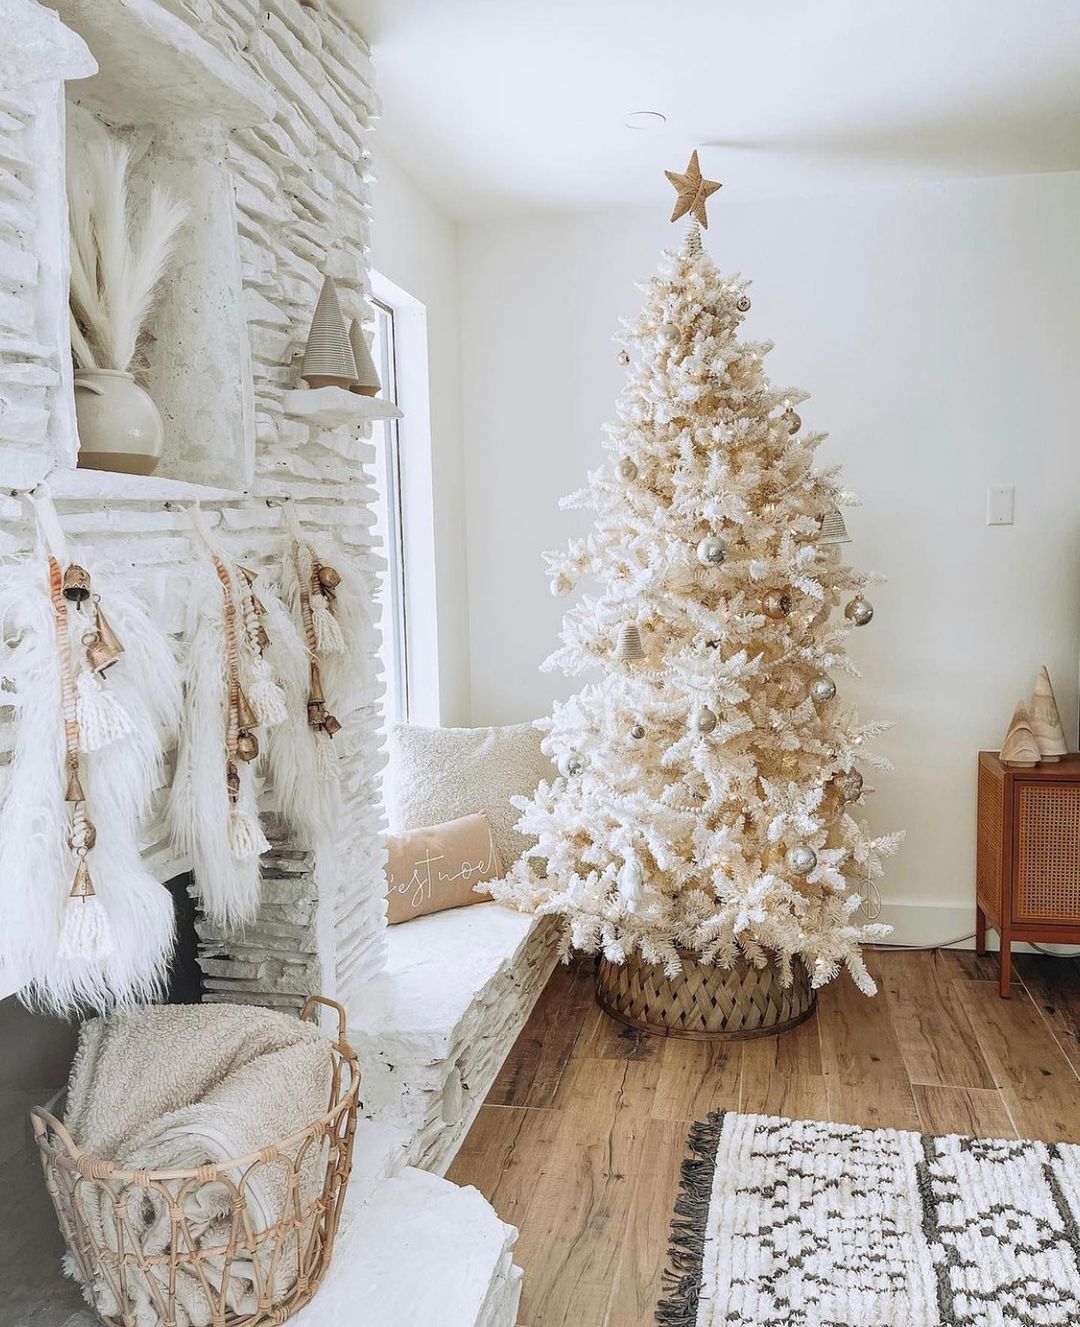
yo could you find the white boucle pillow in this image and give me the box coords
[387,721,554,870]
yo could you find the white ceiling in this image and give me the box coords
[340,0,1080,219]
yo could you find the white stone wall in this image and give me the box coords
[0,0,391,1015]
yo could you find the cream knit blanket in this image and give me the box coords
[63,1003,332,1327]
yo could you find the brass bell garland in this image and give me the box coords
[317,564,342,593]
[236,730,260,763]
[845,595,874,626]
[62,563,92,604]
[761,588,793,619]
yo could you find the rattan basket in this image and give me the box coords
[31,996,359,1327]
[596,948,816,1040]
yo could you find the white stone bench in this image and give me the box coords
[293,1168,522,1327]
[350,901,559,1174]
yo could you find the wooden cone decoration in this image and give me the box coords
[1000,701,1040,768]
[348,319,381,397]
[1030,665,1067,761]
[301,276,357,389]
[819,508,851,544]
[613,622,645,664]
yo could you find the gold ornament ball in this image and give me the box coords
[630,723,646,741]
[696,535,727,566]
[736,295,751,312]
[783,408,802,434]
[317,564,342,591]
[616,457,638,481]
[762,589,793,619]
[550,572,573,597]
[845,595,874,626]
[694,706,718,734]
[836,770,864,802]
[809,674,837,704]
[786,845,818,876]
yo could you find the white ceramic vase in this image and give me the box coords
[74,369,164,475]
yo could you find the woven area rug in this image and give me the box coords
[658,1110,1080,1326]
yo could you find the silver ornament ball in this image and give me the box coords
[550,572,573,597]
[845,595,874,626]
[785,845,818,876]
[616,457,638,482]
[694,706,718,734]
[783,408,802,434]
[696,535,727,566]
[560,753,585,778]
[630,723,646,741]
[617,348,630,365]
[736,295,751,312]
[809,674,837,705]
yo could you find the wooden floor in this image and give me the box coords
[447,948,1080,1327]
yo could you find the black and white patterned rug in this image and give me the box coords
[658,1111,1080,1326]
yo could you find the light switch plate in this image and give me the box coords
[987,484,1014,526]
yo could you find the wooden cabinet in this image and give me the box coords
[977,750,1080,996]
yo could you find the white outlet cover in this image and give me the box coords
[987,484,1014,526]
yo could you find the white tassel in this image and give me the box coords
[247,656,288,728]
[59,890,113,959]
[314,729,339,783]
[76,670,133,752]
[311,593,345,654]
[228,806,270,861]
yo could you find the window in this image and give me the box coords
[370,299,409,722]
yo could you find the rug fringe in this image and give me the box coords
[655,1110,727,1326]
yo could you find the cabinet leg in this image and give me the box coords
[975,905,987,956]
[999,939,1012,998]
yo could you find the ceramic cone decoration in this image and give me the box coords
[490,205,902,997]
[1000,701,1041,768]
[1030,665,1067,760]
[302,275,357,389]
[348,319,381,397]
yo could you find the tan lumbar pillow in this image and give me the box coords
[384,812,504,925]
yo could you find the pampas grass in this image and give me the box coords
[68,140,188,374]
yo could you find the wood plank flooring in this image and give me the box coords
[447,948,1080,1327]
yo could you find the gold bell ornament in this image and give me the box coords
[62,563,92,604]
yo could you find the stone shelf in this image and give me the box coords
[282,387,403,428]
[49,0,275,128]
[292,1168,522,1327]
[43,468,244,504]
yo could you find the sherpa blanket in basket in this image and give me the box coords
[63,1003,332,1327]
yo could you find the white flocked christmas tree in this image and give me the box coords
[492,160,902,996]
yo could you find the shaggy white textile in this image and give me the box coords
[661,1111,1080,1327]
[387,721,555,869]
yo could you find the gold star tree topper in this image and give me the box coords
[665,150,722,229]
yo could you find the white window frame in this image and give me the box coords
[370,270,441,726]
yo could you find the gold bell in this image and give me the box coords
[86,603,125,672]
[323,713,342,737]
[237,565,259,586]
[236,730,260,763]
[308,699,328,729]
[69,859,96,900]
[256,625,270,651]
[62,564,92,604]
[236,688,258,732]
[65,760,85,804]
[317,564,342,592]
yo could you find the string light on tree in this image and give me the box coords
[491,155,901,998]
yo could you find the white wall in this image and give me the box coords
[370,148,470,725]
[456,171,1080,935]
